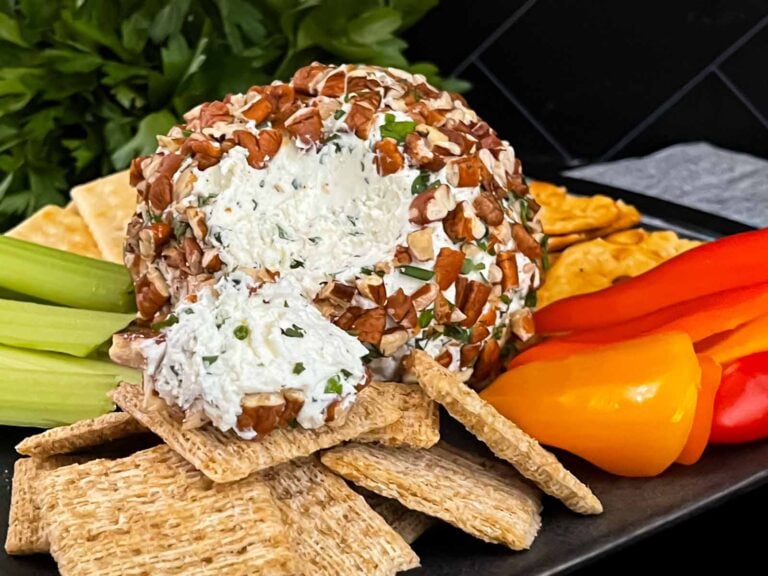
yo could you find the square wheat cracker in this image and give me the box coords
[357,381,439,448]
[39,445,294,576]
[71,170,137,264]
[322,443,542,550]
[261,457,419,575]
[410,350,603,515]
[16,412,147,457]
[361,490,436,544]
[111,381,400,483]
[5,455,82,555]
[5,205,102,259]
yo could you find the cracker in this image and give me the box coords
[4,455,80,555]
[530,180,620,236]
[40,445,294,576]
[6,205,102,259]
[261,457,419,575]
[16,412,147,457]
[538,229,701,308]
[322,443,542,550]
[70,170,137,264]
[357,381,440,448]
[111,382,400,483]
[410,350,603,515]
[362,491,437,544]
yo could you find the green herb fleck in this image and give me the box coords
[398,265,435,281]
[283,300,289,308]
[281,324,305,338]
[443,325,470,344]
[500,294,512,306]
[541,235,550,271]
[233,325,250,340]
[411,172,430,195]
[325,376,343,395]
[277,224,291,240]
[202,355,219,365]
[291,178,301,189]
[518,199,530,228]
[309,237,321,245]
[418,308,434,329]
[151,314,178,330]
[380,113,416,143]
[183,308,194,315]
[340,368,352,379]
[293,362,305,375]
[290,259,305,269]
[334,109,345,120]
[172,221,189,240]
[461,258,486,274]
[288,419,299,428]
[524,290,537,308]
[492,324,505,340]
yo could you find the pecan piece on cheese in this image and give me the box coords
[241,98,272,123]
[473,191,504,226]
[409,184,455,225]
[512,223,542,260]
[285,107,323,146]
[135,270,170,320]
[352,307,386,346]
[496,250,520,291]
[406,228,434,261]
[434,247,464,290]
[374,138,404,176]
[459,281,492,327]
[355,275,387,306]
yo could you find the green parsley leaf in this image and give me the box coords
[281,324,305,338]
[418,308,434,329]
[293,362,305,375]
[202,355,219,365]
[411,172,431,195]
[290,259,305,269]
[276,224,291,240]
[524,290,537,308]
[500,294,512,306]
[333,109,345,120]
[443,325,470,344]
[398,265,434,281]
[325,376,343,395]
[461,258,486,274]
[380,113,416,143]
[340,368,352,378]
[541,235,551,271]
[492,324,505,340]
[151,314,178,330]
[233,325,250,340]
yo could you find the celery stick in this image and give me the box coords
[0,236,135,312]
[0,299,135,357]
[0,368,117,428]
[0,344,140,383]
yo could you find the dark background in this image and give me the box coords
[407,2,768,573]
[406,0,768,172]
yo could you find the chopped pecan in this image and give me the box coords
[434,292,454,324]
[285,107,323,146]
[443,202,483,243]
[446,155,485,188]
[375,138,404,176]
[335,306,364,330]
[129,156,148,187]
[435,350,453,368]
[355,275,386,306]
[410,283,439,311]
[454,275,469,309]
[150,222,172,254]
[434,247,464,290]
[472,339,501,383]
[135,271,169,320]
[292,63,329,94]
[258,129,283,158]
[319,281,356,306]
[473,191,504,226]
[406,228,434,261]
[386,289,413,323]
[199,101,233,128]
[242,98,272,123]
[202,250,222,273]
[262,84,298,123]
[496,251,520,291]
[470,325,491,344]
[409,184,456,225]
[234,130,266,168]
[511,309,535,341]
[183,236,204,275]
[319,69,347,97]
[460,343,481,368]
[512,224,542,260]
[345,98,377,139]
[148,175,173,212]
[380,328,409,356]
[459,281,492,327]
[394,245,412,265]
[352,307,386,346]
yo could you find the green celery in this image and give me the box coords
[0,368,118,428]
[0,299,135,357]
[0,344,140,384]
[0,236,135,312]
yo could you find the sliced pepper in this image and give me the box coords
[676,355,721,465]
[534,228,768,335]
[696,314,768,365]
[710,351,768,444]
[507,339,597,369]
[481,332,700,477]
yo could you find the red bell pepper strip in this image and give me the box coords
[710,351,768,444]
[696,314,768,365]
[676,355,721,465]
[534,228,768,335]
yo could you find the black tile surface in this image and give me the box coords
[721,24,768,122]
[617,73,768,159]
[460,63,564,170]
[405,0,529,72]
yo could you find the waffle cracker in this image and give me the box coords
[4,456,80,555]
[357,382,440,448]
[411,351,603,515]
[111,382,400,483]
[322,443,542,550]
[16,412,146,457]
[546,200,642,252]
[70,170,137,264]
[6,205,102,259]
[40,445,294,576]
[261,457,419,575]
[530,180,619,236]
[362,491,436,544]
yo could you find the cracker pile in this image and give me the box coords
[5,175,608,574]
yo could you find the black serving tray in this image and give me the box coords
[1,178,765,576]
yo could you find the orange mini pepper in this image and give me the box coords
[676,355,722,465]
[696,314,768,365]
[481,332,700,477]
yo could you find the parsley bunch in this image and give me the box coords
[0,0,460,229]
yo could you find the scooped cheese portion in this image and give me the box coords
[142,274,368,438]
[194,134,420,295]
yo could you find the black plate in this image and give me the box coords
[1,178,765,575]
